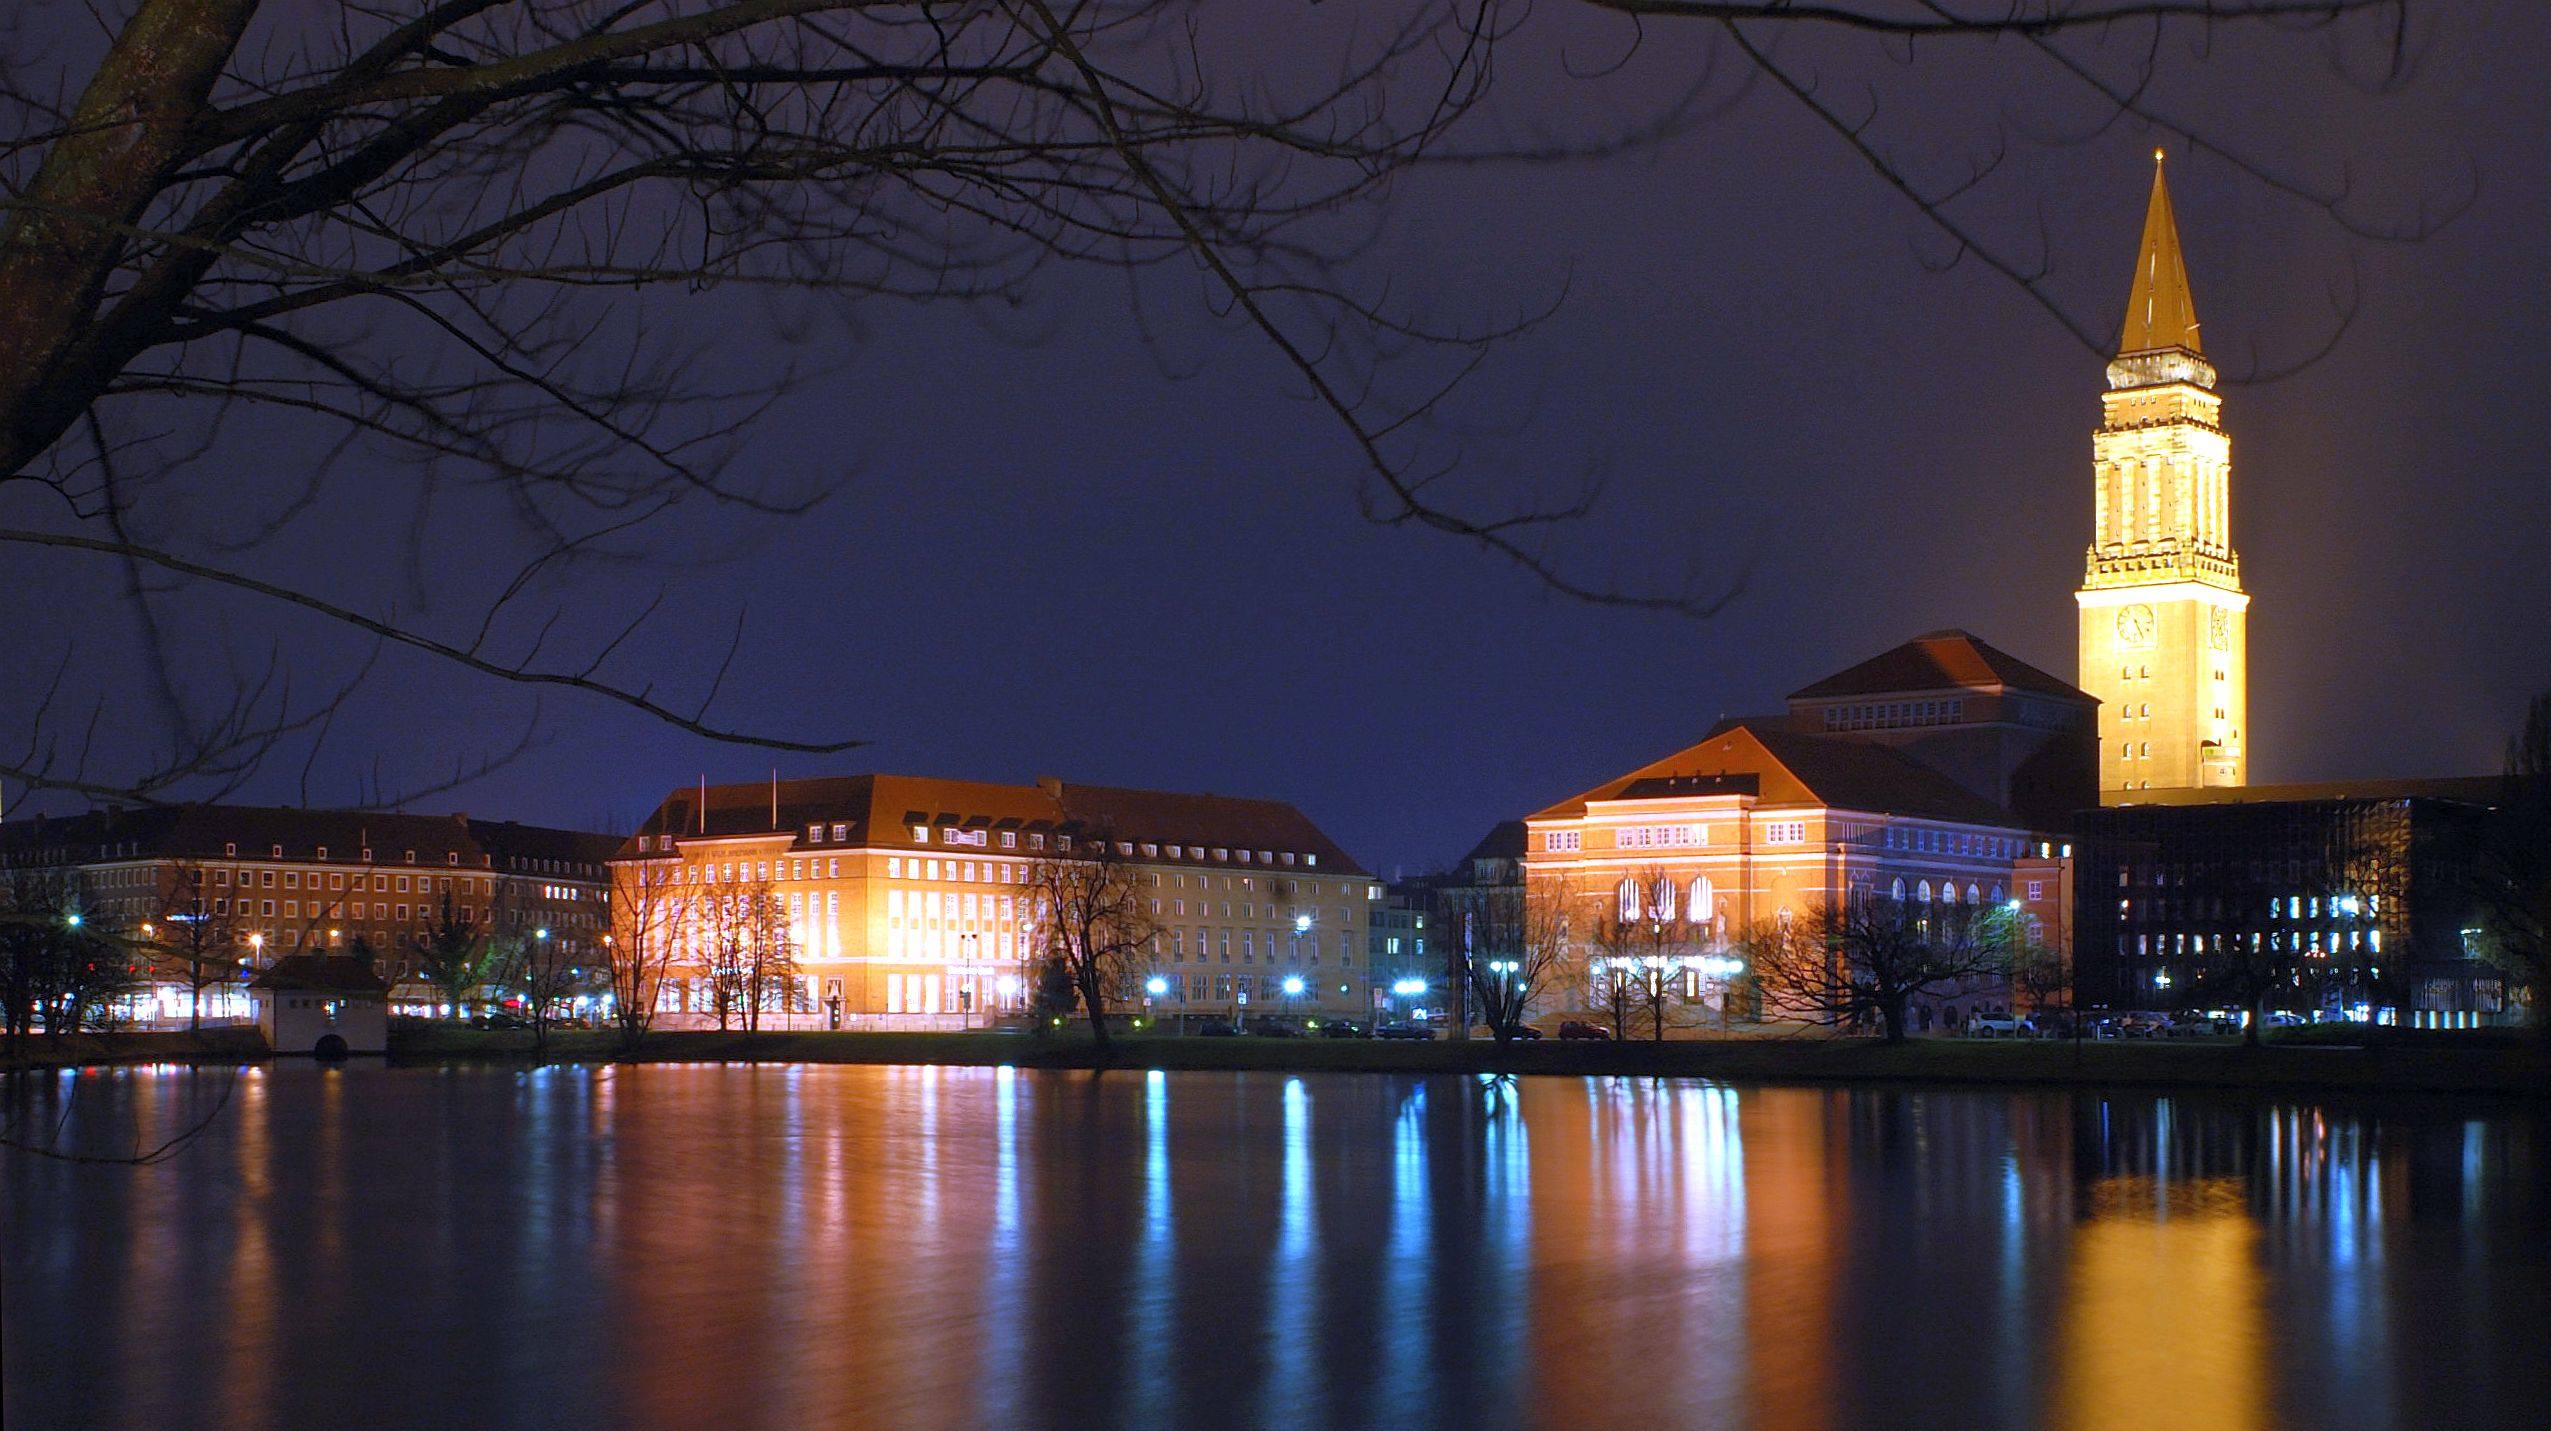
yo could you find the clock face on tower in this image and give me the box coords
[2208,608,2231,650]
[2115,603,2156,648]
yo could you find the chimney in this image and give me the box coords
[1036,775,1064,800]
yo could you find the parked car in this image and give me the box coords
[2113,1011,2172,1039]
[1479,1023,1545,1041]
[471,1011,529,1030]
[1373,1021,1437,1041]
[2025,1012,2077,1039]
[1245,1017,1304,1038]
[1196,1020,1244,1037]
[2263,1010,2306,1028]
[1314,1020,1366,1039]
[1966,1014,2028,1038]
[2165,1013,2234,1038]
[1557,1021,1615,1041]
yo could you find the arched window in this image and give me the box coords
[1916,880,1933,904]
[1617,877,1640,922]
[1688,875,1715,923]
[1989,884,2005,905]
[1649,877,1677,922]
[1890,876,1906,902]
[1966,883,1981,905]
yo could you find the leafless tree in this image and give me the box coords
[1021,828,1155,1053]
[734,883,797,1031]
[606,849,682,1049]
[505,923,583,1049]
[0,2,2446,814]
[1743,894,2017,1043]
[0,867,93,1059]
[1585,909,1647,1041]
[1460,881,1568,1043]
[147,858,243,1031]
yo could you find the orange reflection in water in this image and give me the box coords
[2054,1177,2266,1431]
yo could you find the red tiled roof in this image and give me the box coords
[0,804,616,878]
[1530,719,2017,828]
[631,773,1368,875]
[1788,630,2090,703]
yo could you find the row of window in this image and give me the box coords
[1821,699,1967,731]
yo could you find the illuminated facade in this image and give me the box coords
[619,774,1376,1023]
[1523,632,2096,1024]
[2079,152,2249,793]
[0,805,613,1021]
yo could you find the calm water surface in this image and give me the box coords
[4,1063,2547,1430]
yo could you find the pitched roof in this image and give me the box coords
[1530,719,2017,828]
[2119,150,2202,357]
[1788,630,2090,703]
[0,804,616,878]
[1459,820,1527,866]
[633,773,1368,875]
[249,954,390,994]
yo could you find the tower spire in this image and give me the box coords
[2119,149,2201,358]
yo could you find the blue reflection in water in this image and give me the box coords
[1258,1077,1323,1426]
[977,1064,1023,1428]
[1128,1069,1174,1428]
[1379,1080,1432,1407]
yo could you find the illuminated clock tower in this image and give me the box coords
[2078,152,2248,794]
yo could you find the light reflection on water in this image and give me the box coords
[4,1064,2546,1430]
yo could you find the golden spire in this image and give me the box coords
[2118,149,2202,357]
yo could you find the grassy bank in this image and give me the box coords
[2,1025,268,1070]
[379,1025,2551,1099]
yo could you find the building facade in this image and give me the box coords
[1367,886,1434,1022]
[0,805,614,1022]
[617,774,1375,1024]
[2075,780,2506,1026]
[2078,152,2250,793]
[1524,632,2098,1027]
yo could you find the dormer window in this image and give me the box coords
[315,846,328,860]
[912,824,930,842]
[270,844,283,858]
[832,824,849,842]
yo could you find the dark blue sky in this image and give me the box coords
[8,2,2548,875]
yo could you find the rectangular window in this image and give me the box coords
[1545,830,1582,852]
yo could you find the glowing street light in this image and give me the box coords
[64,912,82,929]
[1145,976,1169,998]
[1281,975,1305,997]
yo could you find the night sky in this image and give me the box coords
[7,2,2548,876]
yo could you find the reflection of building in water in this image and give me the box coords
[2056,1176,2266,1430]
[1512,1077,1760,1426]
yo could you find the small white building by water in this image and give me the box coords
[250,954,390,1056]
